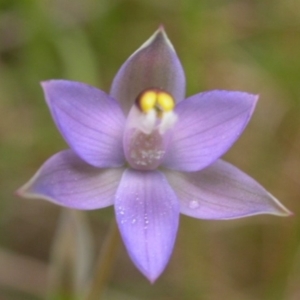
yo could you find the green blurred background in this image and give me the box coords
[1,0,300,299]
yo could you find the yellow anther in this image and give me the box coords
[156,92,175,112]
[139,91,157,112]
[137,89,175,114]
[133,89,177,134]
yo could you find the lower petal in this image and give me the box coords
[114,169,180,282]
[16,150,124,210]
[165,160,291,220]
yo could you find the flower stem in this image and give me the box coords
[84,220,120,300]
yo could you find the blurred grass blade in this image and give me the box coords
[84,220,120,300]
[47,209,94,300]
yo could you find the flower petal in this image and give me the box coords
[115,169,180,282]
[163,90,258,171]
[16,150,124,210]
[165,160,291,220]
[110,27,186,114]
[42,80,126,167]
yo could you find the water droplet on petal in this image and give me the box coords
[189,200,199,209]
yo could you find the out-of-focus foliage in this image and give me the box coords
[1,0,300,299]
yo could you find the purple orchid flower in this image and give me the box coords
[17,27,291,282]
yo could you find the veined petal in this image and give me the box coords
[163,90,258,171]
[115,169,180,282]
[165,160,291,220]
[42,80,126,168]
[110,27,186,114]
[16,150,124,210]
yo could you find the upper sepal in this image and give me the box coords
[110,27,186,114]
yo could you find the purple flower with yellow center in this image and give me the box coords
[17,27,291,282]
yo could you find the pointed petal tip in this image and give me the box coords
[148,275,158,284]
[154,26,175,52]
[40,80,55,89]
[40,80,59,97]
[267,192,293,217]
[40,81,50,93]
[271,207,293,217]
[14,187,22,198]
[14,178,39,200]
[141,268,161,284]
[14,181,45,202]
[156,25,168,39]
[158,24,165,31]
[285,210,294,217]
[273,206,293,217]
[15,183,29,198]
[246,93,259,121]
[132,26,175,57]
[252,94,259,113]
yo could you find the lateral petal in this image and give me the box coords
[163,90,258,171]
[42,80,125,167]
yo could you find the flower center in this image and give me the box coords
[123,89,177,170]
